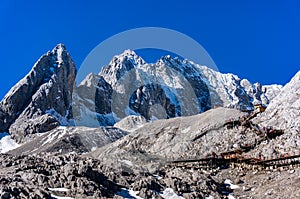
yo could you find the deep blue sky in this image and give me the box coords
[0,0,299,99]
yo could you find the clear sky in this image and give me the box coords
[0,0,299,99]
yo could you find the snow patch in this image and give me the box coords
[160,188,184,199]
[116,188,143,199]
[120,159,133,166]
[0,132,20,153]
[224,179,240,190]
[51,195,74,199]
[42,131,59,146]
[152,174,163,180]
[227,194,236,199]
[46,109,72,126]
[181,127,191,134]
[48,188,70,192]
[49,187,72,199]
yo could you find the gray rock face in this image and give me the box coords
[94,77,113,115]
[129,83,180,120]
[0,44,76,142]
[159,56,211,112]
[74,74,114,126]
[10,114,59,140]
[98,52,211,120]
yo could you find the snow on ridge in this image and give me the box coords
[258,70,300,129]
[46,108,73,126]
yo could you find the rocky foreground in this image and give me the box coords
[0,151,299,199]
[0,106,299,199]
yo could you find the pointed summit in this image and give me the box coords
[99,49,145,85]
[0,44,76,142]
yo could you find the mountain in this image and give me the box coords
[0,45,283,145]
[0,44,298,199]
[0,44,76,142]
[74,50,282,127]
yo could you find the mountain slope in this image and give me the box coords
[9,126,128,155]
[250,70,300,157]
[257,70,300,130]
[90,107,248,171]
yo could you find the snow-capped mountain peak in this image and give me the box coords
[99,49,145,85]
[74,50,283,126]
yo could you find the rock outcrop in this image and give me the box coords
[0,153,121,199]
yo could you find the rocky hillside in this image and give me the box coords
[250,70,300,158]
[90,101,299,172]
[90,107,247,171]
[1,105,298,198]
